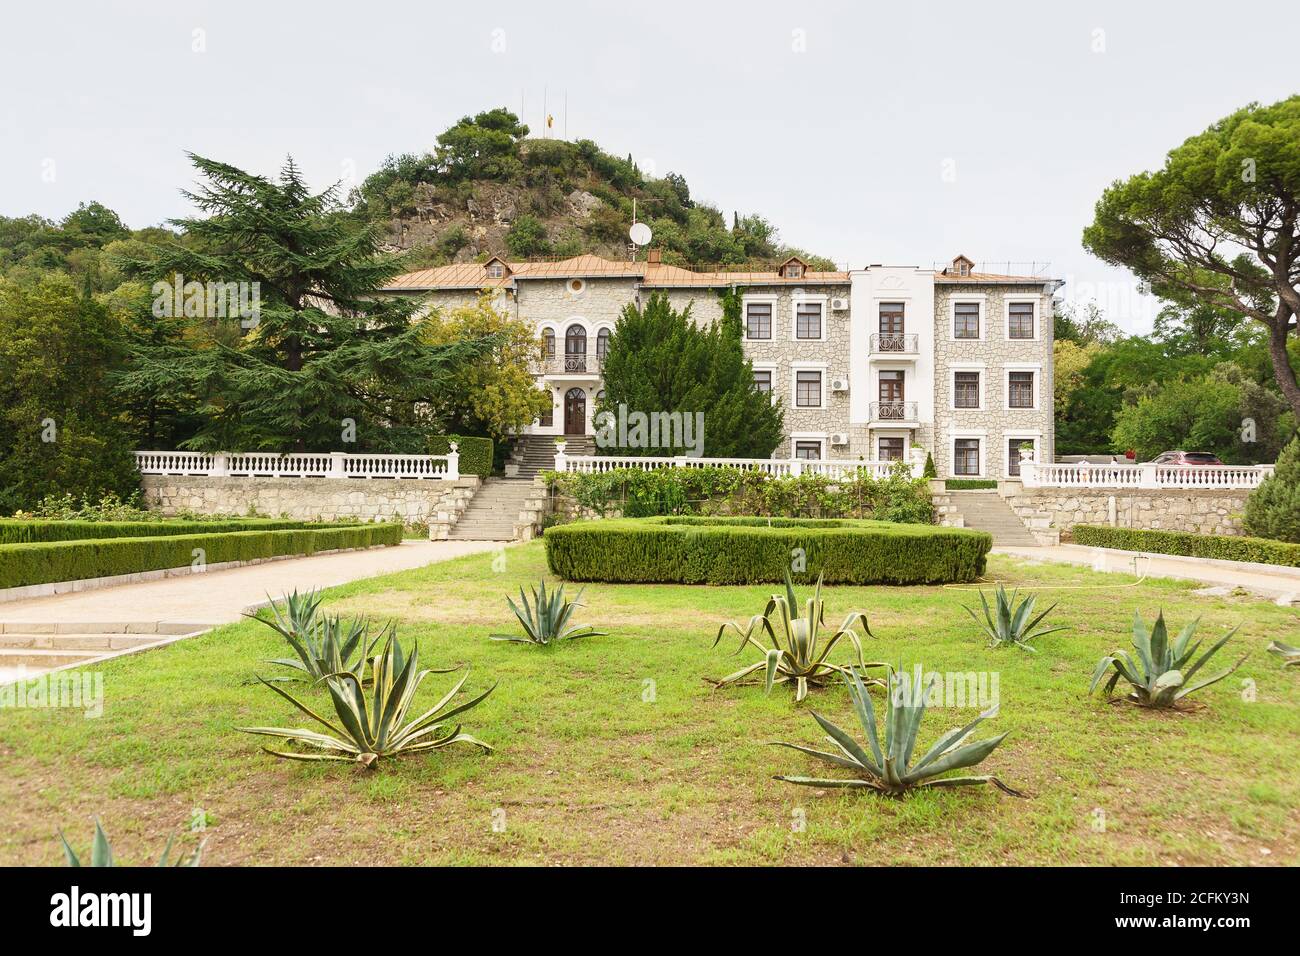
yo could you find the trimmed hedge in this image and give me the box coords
[0,518,315,545]
[430,435,493,478]
[0,524,402,590]
[945,479,998,490]
[544,516,991,585]
[1072,525,1300,568]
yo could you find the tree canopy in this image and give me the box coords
[1083,95,1300,419]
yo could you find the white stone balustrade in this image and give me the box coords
[552,449,925,480]
[135,450,459,481]
[1019,459,1272,490]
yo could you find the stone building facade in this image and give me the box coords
[384,252,1060,476]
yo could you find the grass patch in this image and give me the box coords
[0,542,1296,866]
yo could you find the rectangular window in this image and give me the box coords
[878,437,905,461]
[1008,371,1035,408]
[795,370,822,408]
[954,302,980,339]
[878,370,904,403]
[753,370,772,394]
[1008,302,1035,339]
[953,371,980,409]
[954,438,980,476]
[746,302,772,340]
[794,440,821,460]
[795,302,822,340]
[879,302,904,335]
[538,394,554,428]
[1008,438,1033,477]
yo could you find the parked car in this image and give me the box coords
[1148,450,1224,465]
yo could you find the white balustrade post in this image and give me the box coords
[1020,457,1039,489]
[790,457,803,477]
[909,445,927,479]
[554,439,568,473]
[1138,462,1158,489]
[446,441,460,481]
[211,452,229,477]
[329,451,347,478]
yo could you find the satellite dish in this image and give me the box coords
[629,222,652,246]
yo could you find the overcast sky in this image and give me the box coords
[3,0,1297,332]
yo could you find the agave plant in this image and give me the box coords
[240,631,494,768]
[1267,640,1300,667]
[59,819,203,867]
[711,570,883,702]
[963,583,1066,653]
[1089,611,1247,708]
[772,666,1022,796]
[251,590,384,681]
[490,579,605,645]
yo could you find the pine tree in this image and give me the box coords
[595,291,783,458]
[1244,437,1300,542]
[117,154,488,452]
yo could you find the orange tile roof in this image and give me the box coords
[382,257,1046,291]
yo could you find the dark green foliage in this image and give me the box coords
[1244,437,1300,542]
[945,479,997,490]
[0,524,400,590]
[544,516,991,585]
[114,154,490,453]
[923,452,937,479]
[595,292,784,459]
[504,214,550,257]
[546,463,933,523]
[429,434,493,477]
[1072,524,1300,567]
[0,518,313,544]
[0,273,139,512]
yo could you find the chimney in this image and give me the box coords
[646,248,662,265]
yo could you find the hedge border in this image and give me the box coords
[1072,524,1300,568]
[430,435,493,478]
[0,524,402,590]
[0,518,317,545]
[544,516,991,585]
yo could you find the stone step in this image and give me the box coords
[0,647,105,669]
[0,634,164,650]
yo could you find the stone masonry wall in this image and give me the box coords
[141,475,479,524]
[1005,487,1250,539]
[933,283,1055,479]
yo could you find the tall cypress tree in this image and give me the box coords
[117,154,488,452]
[595,291,783,458]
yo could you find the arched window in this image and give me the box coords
[596,328,610,359]
[565,324,587,372]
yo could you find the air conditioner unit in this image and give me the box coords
[830,377,849,392]
[830,433,849,446]
[830,297,849,311]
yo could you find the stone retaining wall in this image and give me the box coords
[1003,485,1250,542]
[140,475,480,525]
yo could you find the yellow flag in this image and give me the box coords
[547,114,554,129]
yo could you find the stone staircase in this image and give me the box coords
[446,478,548,542]
[942,490,1038,547]
[509,435,595,479]
[0,621,209,682]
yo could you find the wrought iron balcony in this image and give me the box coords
[532,353,604,375]
[869,401,918,422]
[869,333,919,354]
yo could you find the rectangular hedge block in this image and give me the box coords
[1072,525,1300,568]
[0,524,402,589]
[544,516,991,585]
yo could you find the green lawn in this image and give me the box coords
[1,541,1297,866]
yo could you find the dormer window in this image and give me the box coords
[484,257,509,280]
[950,255,974,277]
[778,256,807,280]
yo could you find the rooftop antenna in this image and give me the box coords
[628,199,652,261]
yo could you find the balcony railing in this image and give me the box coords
[869,401,918,422]
[1020,460,1274,490]
[134,450,458,480]
[533,353,604,375]
[869,333,919,354]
